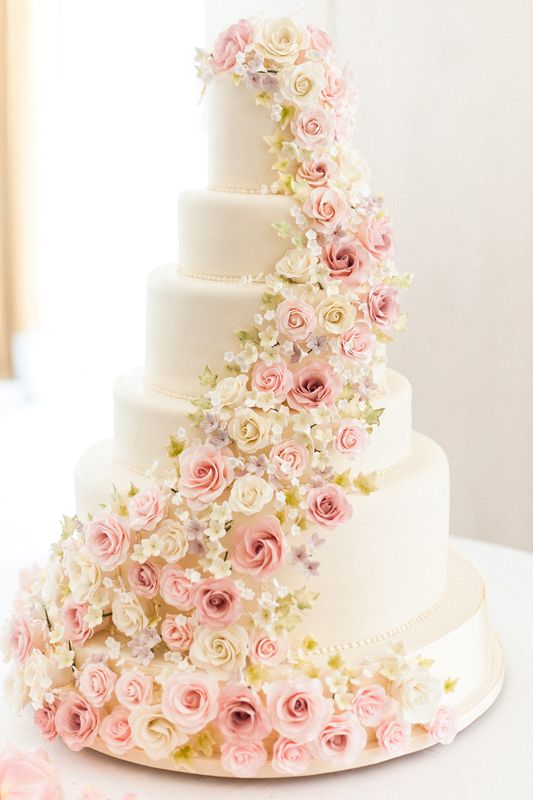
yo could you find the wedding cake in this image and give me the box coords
[4,16,503,778]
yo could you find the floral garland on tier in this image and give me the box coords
[3,17,458,778]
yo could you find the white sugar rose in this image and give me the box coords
[279,61,326,107]
[275,248,318,283]
[24,651,71,709]
[392,670,443,724]
[130,703,186,760]
[156,520,188,563]
[254,17,310,65]
[316,295,356,334]
[228,408,271,453]
[229,475,274,515]
[210,374,248,409]
[189,624,248,680]
[111,593,148,638]
[64,550,101,602]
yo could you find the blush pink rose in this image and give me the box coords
[266,678,333,744]
[162,672,219,734]
[114,670,153,709]
[217,682,271,744]
[0,747,62,800]
[128,485,168,532]
[212,19,253,71]
[307,24,334,53]
[287,360,343,411]
[220,741,267,778]
[270,439,308,480]
[192,577,242,629]
[321,65,348,107]
[34,703,57,742]
[275,298,317,342]
[292,108,334,149]
[312,712,367,767]
[323,234,370,285]
[78,662,116,708]
[55,691,100,751]
[250,631,289,667]
[99,706,133,754]
[61,601,92,645]
[252,360,293,400]
[335,421,369,458]
[85,514,130,571]
[297,158,335,188]
[159,565,195,610]
[367,284,400,330]
[127,561,160,598]
[357,215,394,260]
[232,516,285,579]
[303,187,349,234]
[352,684,393,727]
[426,706,458,744]
[160,615,194,652]
[8,615,46,662]
[272,738,311,775]
[307,484,353,529]
[376,718,411,755]
[178,443,234,504]
[340,322,376,362]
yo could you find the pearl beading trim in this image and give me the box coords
[143,377,195,402]
[177,267,266,284]
[208,184,270,195]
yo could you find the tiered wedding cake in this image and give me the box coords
[5,17,503,778]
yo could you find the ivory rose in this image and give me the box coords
[303,187,349,234]
[210,374,248,409]
[266,677,332,743]
[275,248,318,282]
[156,520,188,563]
[275,298,317,342]
[0,747,62,800]
[323,234,370,285]
[232,516,286,579]
[85,514,130,572]
[220,741,267,778]
[159,565,195,610]
[376,718,411,755]
[425,705,458,744]
[78,662,116,708]
[111,593,147,638]
[217,682,271,744]
[64,550,101,602]
[61,601,92,645]
[24,651,70,710]
[55,691,100,751]
[312,712,367,766]
[254,17,310,65]
[229,475,274,515]
[189,624,248,680]
[392,669,442,724]
[212,19,253,71]
[128,561,160,598]
[178,443,234,504]
[357,214,394,260]
[307,484,353,528]
[340,322,376,362]
[352,684,393,727]
[316,295,356,334]
[162,672,219,734]
[99,706,133,754]
[114,670,153,709]
[367,284,400,330]
[192,577,242,629]
[287,360,343,410]
[128,485,168,532]
[271,439,308,480]
[8,615,46,663]
[129,704,186,760]
[272,738,311,775]
[34,703,57,742]
[297,157,335,188]
[228,408,271,453]
[335,421,369,458]
[250,631,289,667]
[252,360,293,401]
[160,614,194,652]
[293,108,334,149]
[279,62,326,107]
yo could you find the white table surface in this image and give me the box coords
[0,536,532,800]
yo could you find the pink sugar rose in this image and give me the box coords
[426,706,458,744]
[376,717,411,755]
[0,746,62,800]
[217,682,271,744]
[250,631,289,667]
[78,661,116,708]
[212,19,253,71]
[275,298,317,342]
[114,670,153,709]
[367,283,401,330]
[340,322,376,362]
[307,484,353,529]
[272,737,311,775]
[159,565,195,610]
[266,677,333,744]
[312,712,367,767]
[128,484,168,532]
[321,65,348,107]
[303,187,349,234]
[99,705,133,754]
[287,360,343,411]
[220,741,267,778]
[192,577,242,629]
[162,672,219,734]
[352,684,393,727]
[357,215,394,260]
[252,360,293,400]
[8,614,46,662]
[335,420,369,458]
[271,439,308,480]
[232,516,286,580]
[85,514,130,572]
[34,703,57,742]
[323,234,370,285]
[61,600,92,645]
[178,443,234,504]
[307,24,334,53]
[55,691,100,751]
[292,107,334,149]
[297,157,335,188]
[160,614,194,652]
[127,561,160,598]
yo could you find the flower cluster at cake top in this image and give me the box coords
[2,17,456,779]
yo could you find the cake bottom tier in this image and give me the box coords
[81,550,503,777]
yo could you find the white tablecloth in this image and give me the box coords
[1,536,531,800]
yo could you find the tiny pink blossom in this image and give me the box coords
[307,484,353,529]
[128,485,168,532]
[192,577,242,629]
[212,19,254,71]
[252,360,293,400]
[266,677,332,744]
[78,662,116,708]
[217,682,271,744]
[335,421,369,458]
[323,234,370,285]
[34,703,57,742]
[85,514,130,572]
[312,712,367,766]
[270,439,308,480]
[288,360,343,411]
[0,746,62,800]
[367,284,401,330]
[159,565,195,610]
[55,691,100,751]
[276,298,317,342]
[160,614,194,652]
[303,187,349,234]
[61,601,92,645]
[249,631,289,667]
[127,561,160,598]
[271,737,311,775]
[114,670,153,709]
[426,706,458,744]
[376,717,411,755]
[220,741,267,778]
[340,322,376,362]
[99,705,133,754]
[352,684,393,727]
[178,443,234,504]
[162,672,219,734]
[232,516,285,579]
[357,215,394,260]
[293,107,334,149]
